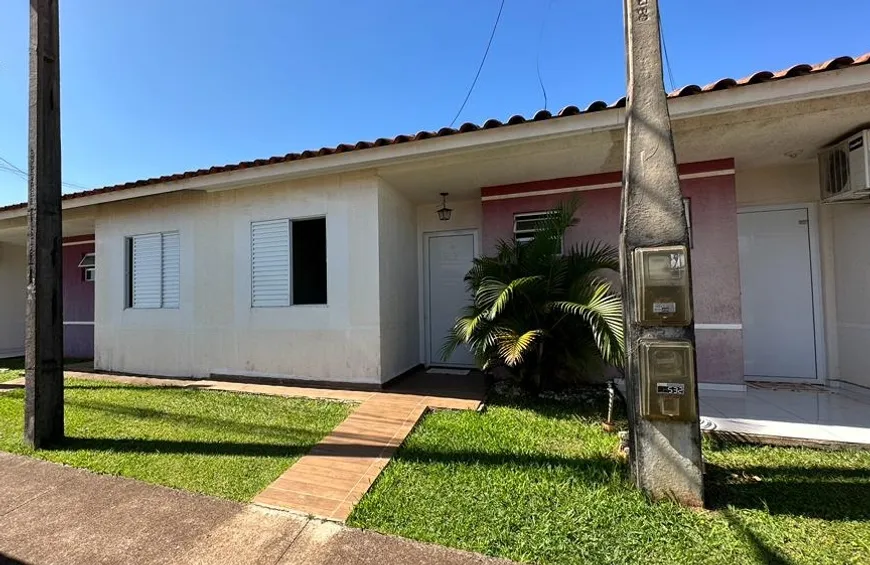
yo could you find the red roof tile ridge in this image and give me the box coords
[1,51,868,214]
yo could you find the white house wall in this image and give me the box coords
[734,162,820,206]
[417,198,482,234]
[0,243,25,358]
[831,203,870,390]
[377,179,419,382]
[94,173,383,384]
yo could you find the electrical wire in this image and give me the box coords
[0,155,88,191]
[659,12,677,92]
[0,157,27,177]
[62,180,88,190]
[0,164,27,181]
[535,0,554,111]
[449,0,506,127]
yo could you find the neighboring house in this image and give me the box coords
[0,53,869,394]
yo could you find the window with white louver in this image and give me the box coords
[513,212,554,243]
[251,217,327,307]
[161,232,180,308]
[251,219,292,307]
[513,211,563,254]
[131,233,162,308]
[127,231,180,309]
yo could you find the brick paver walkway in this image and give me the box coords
[3,370,482,521]
[254,393,437,520]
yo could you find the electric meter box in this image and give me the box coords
[639,340,697,421]
[632,245,693,326]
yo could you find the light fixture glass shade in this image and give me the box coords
[437,192,452,221]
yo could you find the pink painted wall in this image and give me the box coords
[483,186,622,251]
[481,169,743,384]
[62,237,95,359]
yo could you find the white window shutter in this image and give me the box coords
[132,234,162,308]
[161,232,180,308]
[251,219,290,307]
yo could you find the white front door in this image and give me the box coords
[738,208,818,380]
[426,232,476,367]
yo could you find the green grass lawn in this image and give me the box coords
[0,357,24,383]
[349,394,870,565]
[0,379,354,501]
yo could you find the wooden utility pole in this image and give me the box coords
[25,0,64,448]
[620,0,704,506]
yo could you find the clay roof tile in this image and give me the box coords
[2,52,868,214]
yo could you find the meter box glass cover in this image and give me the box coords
[639,340,697,421]
[632,245,692,326]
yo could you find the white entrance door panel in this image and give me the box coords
[427,233,476,367]
[738,208,817,379]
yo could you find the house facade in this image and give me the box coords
[1,53,869,393]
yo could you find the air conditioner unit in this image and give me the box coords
[819,129,870,202]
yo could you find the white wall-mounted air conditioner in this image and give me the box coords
[819,129,870,202]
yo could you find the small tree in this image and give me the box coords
[441,199,624,393]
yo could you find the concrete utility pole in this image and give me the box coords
[620,0,704,506]
[25,0,64,448]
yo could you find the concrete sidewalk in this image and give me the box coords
[0,453,511,565]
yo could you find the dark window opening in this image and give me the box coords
[292,218,327,305]
[125,238,133,308]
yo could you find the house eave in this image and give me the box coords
[1,64,868,224]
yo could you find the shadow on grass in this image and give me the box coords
[721,510,795,565]
[0,357,91,372]
[63,384,182,391]
[706,463,870,521]
[48,424,623,483]
[394,446,625,484]
[305,443,625,486]
[57,436,312,458]
[63,398,328,442]
[487,392,616,422]
[715,464,870,481]
[0,357,25,372]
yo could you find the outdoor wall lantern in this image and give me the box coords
[437,192,453,221]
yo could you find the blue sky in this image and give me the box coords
[1,0,868,206]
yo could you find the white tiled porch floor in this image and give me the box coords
[700,385,870,446]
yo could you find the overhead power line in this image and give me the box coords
[449,0,506,127]
[659,10,677,92]
[0,156,27,177]
[535,0,554,111]
[0,155,87,191]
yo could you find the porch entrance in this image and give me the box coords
[738,207,820,381]
[62,238,96,359]
[423,230,477,367]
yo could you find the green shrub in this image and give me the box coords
[442,199,624,393]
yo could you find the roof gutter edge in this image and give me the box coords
[1,65,868,222]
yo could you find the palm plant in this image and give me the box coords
[441,199,625,394]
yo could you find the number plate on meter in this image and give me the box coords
[656,382,685,396]
[652,302,677,314]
